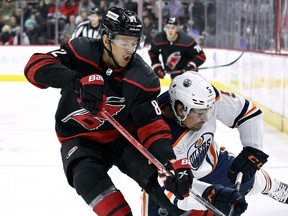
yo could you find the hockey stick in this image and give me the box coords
[228,172,243,216]
[100,109,226,216]
[167,51,244,75]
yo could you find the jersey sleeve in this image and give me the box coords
[166,178,211,211]
[24,42,79,89]
[215,88,263,150]
[123,66,176,164]
[186,38,206,68]
[135,89,176,164]
[148,34,163,69]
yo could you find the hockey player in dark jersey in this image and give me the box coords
[70,7,102,40]
[149,17,206,79]
[24,7,193,216]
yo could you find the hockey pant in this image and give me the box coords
[60,137,185,216]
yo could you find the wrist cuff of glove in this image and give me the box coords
[244,147,269,159]
[243,147,269,169]
[171,158,191,170]
[202,184,223,203]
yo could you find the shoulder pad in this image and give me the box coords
[212,85,221,101]
[124,54,160,91]
[152,32,167,44]
[178,31,194,44]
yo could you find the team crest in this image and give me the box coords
[187,133,213,171]
[62,96,125,130]
[166,52,181,70]
[128,15,137,23]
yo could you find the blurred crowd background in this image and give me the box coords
[0,0,288,54]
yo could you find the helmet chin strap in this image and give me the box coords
[179,116,188,127]
[175,110,188,127]
[102,35,138,69]
[103,40,122,68]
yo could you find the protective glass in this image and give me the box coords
[111,38,139,51]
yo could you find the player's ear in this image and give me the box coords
[176,104,185,118]
[102,35,111,51]
[163,25,167,32]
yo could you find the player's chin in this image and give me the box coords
[191,124,203,131]
[121,58,131,67]
[119,61,129,67]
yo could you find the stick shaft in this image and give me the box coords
[101,109,226,216]
[167,52,244,75]
[101,109,166,173]
[228,172,243,216]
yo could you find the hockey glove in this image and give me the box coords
[158,176,207,211]
[152,64,165,78]
[183,61,197,72]
[202,184,248,216]
[162,158,193,199]
[74,74,106,115]
[228,146,269,184]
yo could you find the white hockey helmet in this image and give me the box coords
[169,71,216,124]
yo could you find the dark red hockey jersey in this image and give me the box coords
[149,31,206,73]
[24,37,175,163]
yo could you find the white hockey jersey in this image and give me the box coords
[162,87,263,180]
[156,88,264,211]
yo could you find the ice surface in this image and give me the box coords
[0,83,288,215]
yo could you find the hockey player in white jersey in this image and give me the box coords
[143,71,288,216]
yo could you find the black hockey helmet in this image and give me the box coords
[100,7,143,40]
[165,17,178,26]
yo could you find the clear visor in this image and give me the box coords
[111,38,139,51]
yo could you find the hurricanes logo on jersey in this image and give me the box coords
[166,51,181,70]
[62,96,125,130]
[187,133,213,171]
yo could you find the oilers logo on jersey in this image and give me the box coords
[187,133,213,171]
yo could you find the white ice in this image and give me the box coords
[0,82,288,216]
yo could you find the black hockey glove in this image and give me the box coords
[153,64,165,78]
[183,61,197,72]
[74,74,106,115]
[228,146,269,184]
[202,184,248,216]
[163,158,193,199]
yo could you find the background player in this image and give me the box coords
[148,17,206,79]
[24,7,193,216]
[143,71,288,216]
[70,7,102,40]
